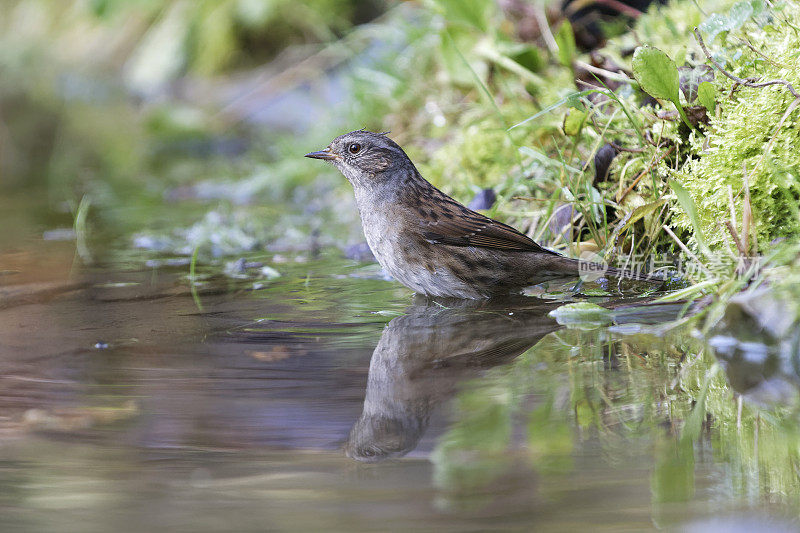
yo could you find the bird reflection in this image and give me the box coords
[345,296,562,462]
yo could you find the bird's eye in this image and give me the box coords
[348,143,361,154]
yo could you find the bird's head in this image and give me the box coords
[305,130,412,188]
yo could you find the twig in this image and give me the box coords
[618,145,675,202]
[534,6,558,55]
[737,38,784,68]
[727,184,737,231]
[574,60,635,85]
[724,221,746,256]
[662,225,713,276]
[576,79,605,91]
[694,28,800,99]
[742,164,752,255]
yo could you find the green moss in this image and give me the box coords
[671,3,800,250]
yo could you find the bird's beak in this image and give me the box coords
[305,148,337,161]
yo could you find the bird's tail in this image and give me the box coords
[549,255,666,284]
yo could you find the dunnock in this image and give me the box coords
[306,130,656,299]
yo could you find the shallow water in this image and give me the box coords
[2,193,800,532]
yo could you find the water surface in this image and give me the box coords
[2,194,800,532]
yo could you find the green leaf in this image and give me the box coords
[498,42,545,73]
[509,90,593,130]
[193,3,237,75]
[700,13,735,44]
[555,21,576,67]
[609,198,666,251]
[632,46,680,102]
[697,81,716,113]
[511,46,545,73]
[678,65,714,103]
[669,179,710,256]
[90,0,110,17]
[633,46,694,130]
[440,29,486,87]
[519,146,581,173]
[430,0,494,31]
[562,108,587,136]
[619,199,667,233]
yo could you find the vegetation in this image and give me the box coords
[3,0,800,519]
[5,0,799,297]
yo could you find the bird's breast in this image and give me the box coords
[354,196,494,298]
[358,205,412,278]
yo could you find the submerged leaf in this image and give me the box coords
[549,302,613,329]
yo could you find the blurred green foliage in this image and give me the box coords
[0,0,382,263]
[3,0,799,325]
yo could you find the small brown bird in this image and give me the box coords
[306,130,655,299]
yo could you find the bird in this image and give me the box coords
[306,129,658,299]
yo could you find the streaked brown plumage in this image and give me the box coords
[306,130,656,299]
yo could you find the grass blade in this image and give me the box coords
[669,179,711,257]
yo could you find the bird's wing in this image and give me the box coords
[420,208,558,255]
